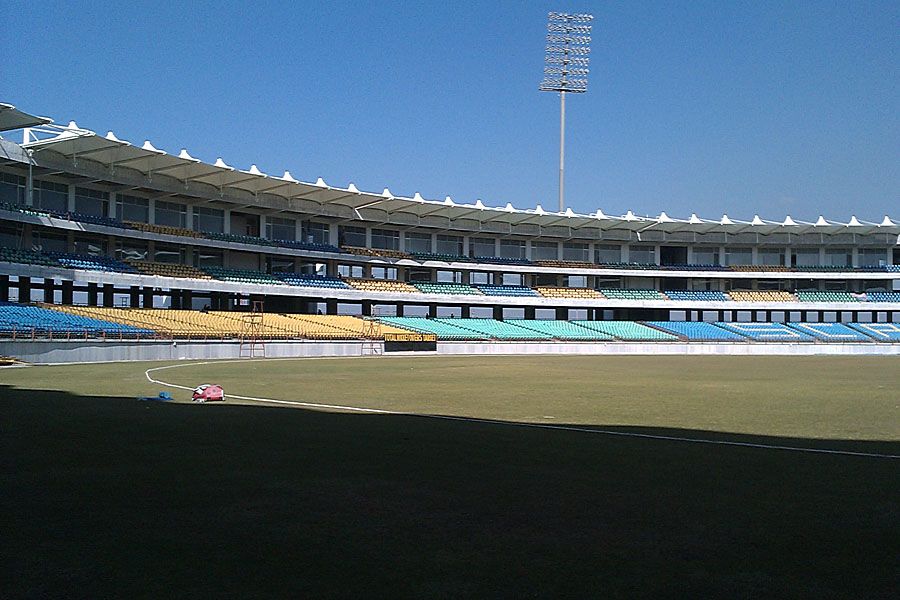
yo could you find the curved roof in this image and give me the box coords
[0,103,52,132]
[16,107,900,236]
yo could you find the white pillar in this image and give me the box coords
[67,184,75,212]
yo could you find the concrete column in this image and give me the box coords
[462,236,469,257]
[524,306,535,320]
[361,300,372,316]
[102,284,115,307]
[42,278,55,303]
[148,198,156,224]
[18,276,32,303]
[492,306,503,320]
[328,223,339,247]
[142,287,154,308]
[67,184,76,213]
[525,240,533,261]
[108,192,117,219]
[555,307,567,320]
[326,299,338,315]
[1,275,11,302]
[130,286,140,308]
[461,305,471,318]
[396,303,404,317]
[185,203,194,231]
[61,280,73,304]
[431,232,437,253]
[364,227,372,249]
[428,304,437,318]
[622,245,630,263]
[259,214,267,239]
[87,283,98,306]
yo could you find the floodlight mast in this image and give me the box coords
[540,12,593,212]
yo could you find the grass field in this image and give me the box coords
[3,355,899,598]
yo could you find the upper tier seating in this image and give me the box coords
[662,263,729,271]
[865,292,900,302]
[201,267,281,285]
[728,290,798,302]
[49,253,137,273]
[571,321,678,341]
[0,303,153,337]
[204,232,275,246]
[534,259,596,269]
[535,287,603,299]
[434,318,553,340]
[786,322,873,342]
[412,282,482,295]
[273,239,342,253]
[730,265,790,272]
[847,323,900,341]
[509,319,614,340]
[341,246,411,259]
[0,248,61,267]
[378,317,488,340]
[67,212,130,229]
[663,290,730,301]
[411,252,471,263]
[473,285,539,297]
[125,221,205,238]
[598,289,666,301]
[645,321,747,340]
[795,290,860,303]
[597,262,658,270]
[470,256,532,266]
[714,322,813,341]
[344,279,419,293]
[275,273,350,289]
[127,260,212,279]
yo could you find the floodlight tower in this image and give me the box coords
[540,11,593,212]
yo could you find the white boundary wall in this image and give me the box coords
[2,340,899,364]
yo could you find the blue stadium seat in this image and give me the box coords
[714,322,814,341]
[645,321,747,340]
[0,302,154,337]
[785,322,873,341]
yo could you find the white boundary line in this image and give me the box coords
[145,361,900,460]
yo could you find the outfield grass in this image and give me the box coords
[3,356,899,598]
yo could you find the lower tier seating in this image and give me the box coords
[0,303,153,336]
[412,282,482,295]
[509,320,614,340]
[50,253,137,274]
[865,292,900,302]
[644,321,747,340]
[786,322,873,341]
[127,260,213,279]
[378,317,488,340]
[344,279,419,293]
[434,318,553,340]
[201,267,281,285]
[0,248,62,267]
[571,321,678,340]
[847,323,900,341]
[341,246,411,259]
[715,322,813,341]
[275,273,349,289]
[598,289,666,301]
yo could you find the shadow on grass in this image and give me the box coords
[3,384,898,599]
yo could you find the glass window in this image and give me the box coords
[337,264,364,278]
[724,247,752,266]
[499,239,526,260]
[115,239,149,262]
[437,270,461,283]
[0,172,26,205]
[405,232,431,253]
[193,248,223,267]
[31,228,67,253]
[562,242,589,262]
[792,248,819,267]
[193,206,224,233]
[758,248,785,266]
[469,272,492,285]
[154,243,184,263]
[595,244,621,263]
[824,248,851,267]
[629,246,655,264]
[371,228,399,250]
[858,248,887,267]
[470,237,495,258]
[266,216,296,241]
[155,200,187,228]
[436,235,462,255]
[73,187,109,217]
[502,273,524,286]
[117,194,150,223]
[531,241,558,261]
[692,247,719,265]
[339,225,366,247]
[72,235,107,256]
[33,180,68,213]
[0,223,24,248]
[304,221,330,245]
[268,256,295,273]
[371,266,398,280]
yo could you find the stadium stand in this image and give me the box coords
[645,321,747,340]
[786,322,873,342]
[125,221,205,238]
[796,291,860,303]
[201,267,281,285]
[275,273,350,289]
[412,281,483,295]
[410,252,471,263]
[847,323,900,341]
[0,247,61,267]
[509,319,614,340]
[865,292,900,302]
[572,321,678,340]
[378,316,488,340]
[341,246,411,259]
[50,253,137,274]
[472,285,539,297]
[728,290,798,302]
[344,279,419,293]
[0,302,153,337]
[598,289,667,301]
[535,287,604,299]
[663,291,730,302]
[127,260,213,279]
[533,260,596,269]
[714,322,814,341]
[433,318,553,340]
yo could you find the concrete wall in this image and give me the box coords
[2,339,898,364]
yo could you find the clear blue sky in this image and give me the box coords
[3,1,898,221]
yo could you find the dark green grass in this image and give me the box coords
[2,356,899,598]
